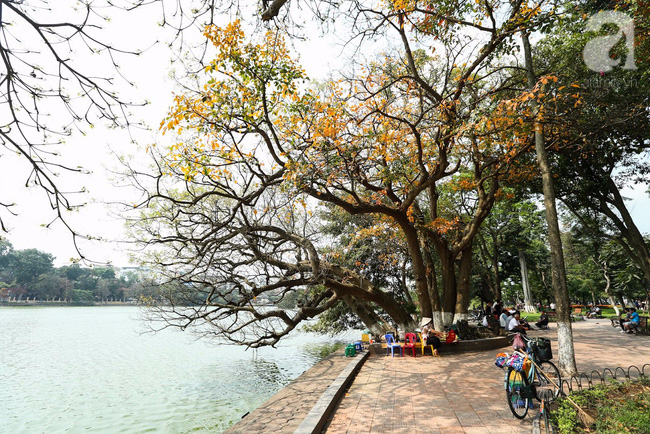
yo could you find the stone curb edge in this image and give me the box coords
[294,350,370,434]
[532,410,541,434]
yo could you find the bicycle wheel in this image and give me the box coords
[534,360,562,398]
[540,396,556,434]
[506,368,530,419]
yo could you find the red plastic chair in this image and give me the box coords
[403,333,417,357]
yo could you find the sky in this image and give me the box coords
[1,3,648,268]
[0,5,171,266]
[0,3,345,267]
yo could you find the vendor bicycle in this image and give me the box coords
[497,333,562,421]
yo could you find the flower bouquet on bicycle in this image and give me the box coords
[494,332,562,419]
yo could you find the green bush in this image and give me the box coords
[552,379,650,433]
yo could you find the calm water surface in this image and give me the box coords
[0,306,356,433]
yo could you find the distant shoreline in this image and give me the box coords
[0,301,138,307]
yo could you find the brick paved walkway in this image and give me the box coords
[325,347,531,433]
[324,319,650,433]
[224,348,361,434]
[225,319,650,433]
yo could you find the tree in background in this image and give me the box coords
[2,249,54,298]
[603,240,650,307]
[0,241,138,302]
[531,0,650,290]
[473,197,550,309]
[503,0,649,375]
[30,274,74,301]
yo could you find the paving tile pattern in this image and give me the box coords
[325,349,531,434]
[324,320,650,433]
[225,320,650,434]
[224,349,360,434]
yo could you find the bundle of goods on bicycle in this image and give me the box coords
[494,352,531,373]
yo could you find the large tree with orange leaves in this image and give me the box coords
[127,0,559,345]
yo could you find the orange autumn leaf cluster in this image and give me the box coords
[159,20,307,182]
[157,18,564,247]
[429,217,461,235]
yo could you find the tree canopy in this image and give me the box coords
[125,0,582,347]
[3,1,648,359]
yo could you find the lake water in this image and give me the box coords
[0,306,356,433]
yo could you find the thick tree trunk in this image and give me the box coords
[421,241,445,330]
[618,293,627,311]
[535,124,577,376]
[440,252,457,327]
[399,220,434,322]
[455,245,473,320]
[522,32,577,376]
[343,296,390,335]
[519,248,535,313]
[492,234,502,301]
[420,238,439,317]
[427,186,457,328]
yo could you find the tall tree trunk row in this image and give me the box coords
[522,31,577,376]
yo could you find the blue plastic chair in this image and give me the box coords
[385,334,403,357]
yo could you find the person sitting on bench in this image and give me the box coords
[507,311,528,335]
[619,308,631,331]
[499,310,510,329]
[519,315,532,330]
[623,308,640,333]
[586,305,600,318]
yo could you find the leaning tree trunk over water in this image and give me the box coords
[343,296,391,336]
[522,31,577,376]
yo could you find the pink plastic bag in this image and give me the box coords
[512,334,526,351]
